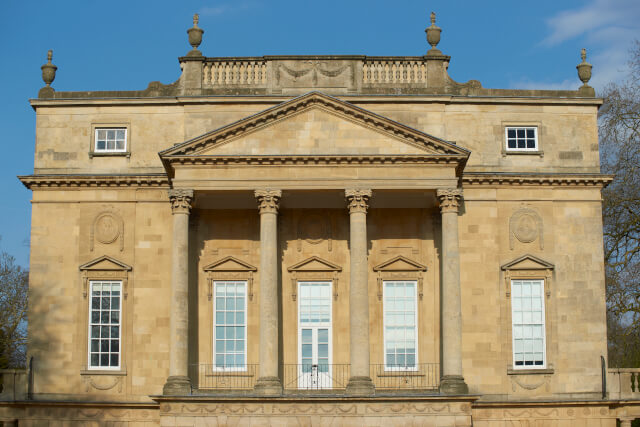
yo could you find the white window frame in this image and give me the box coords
[87,280,122,371]
[511,279,547,370]
[297,281,333,365]
[505,126,538,152]
[383,280,418,372]
[94,127,127,153]
[213,281,248,372]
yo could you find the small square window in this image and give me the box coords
[94,128,127,153]
[505,127,538,152]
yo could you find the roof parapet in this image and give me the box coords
[36,13,598,100]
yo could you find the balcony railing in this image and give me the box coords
[372,363,439,390]
[190,363,440,392]
[283,364,350,391]
[191,364,258,390]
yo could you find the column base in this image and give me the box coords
[254,376,283,396]
[439,375,468,395]
[345,376,375,396]
[163,375,192,395]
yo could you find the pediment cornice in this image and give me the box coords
[287,256,342,272]
[159,92,470,166]
[501,254,554,271]
[203,256,257,272]
[79,255,132,272]
[373,255,427,272]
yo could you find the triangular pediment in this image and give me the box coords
[501,254,554,271]
[287,256,342,272]
[204,256,257,272]
[160,92,470,160]
[79,255,132,272]
[373,255,427,272]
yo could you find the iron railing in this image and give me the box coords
[190,364,258,390]
[371,363,439,390]
[283,364,350,391]
[190,363,440,391]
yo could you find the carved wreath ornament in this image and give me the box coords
[509,207,543,250]
[90,210,124,251]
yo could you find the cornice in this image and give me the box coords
[168,154,465,167]
[18,174,170,189]
[462,173,613,188]
[159,92,470,158]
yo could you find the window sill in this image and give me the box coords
[501,150,544,158]
[80,369,127,376]
[507,368,554,375]
[89,152,131,159]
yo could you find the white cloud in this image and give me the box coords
[517,0,640,91]
[542,0,640,47]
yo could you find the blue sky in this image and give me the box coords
[0,0,638,267]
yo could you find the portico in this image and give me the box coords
[159,92,470,396]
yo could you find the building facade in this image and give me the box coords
[2,13,640,426]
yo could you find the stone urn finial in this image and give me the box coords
[425,11,442,56]
[576,48,595,96]
[41,50,57,87]
[187,13,204,56]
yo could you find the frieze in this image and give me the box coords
[24,406,156,422]
[274,59,355,89]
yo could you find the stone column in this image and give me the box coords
[345,189,375,396]
[620,420,633,427]
[437,188,468,395]
[163,189,194,395]
[253,189,283,395]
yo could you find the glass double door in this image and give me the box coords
[298,281,332,389]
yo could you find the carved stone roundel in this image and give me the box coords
[513,212,538,243]
[95,213,120,244]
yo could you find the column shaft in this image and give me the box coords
[345,189,375,396]
[254,190,283,395]
[437,188,468,395]
[163,189,194,395]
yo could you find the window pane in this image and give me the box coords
[511,279,545,369]
[383,281,417,369]
[213,281,247,369]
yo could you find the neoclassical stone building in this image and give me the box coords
[2,13,640,427]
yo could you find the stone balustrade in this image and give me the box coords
[607,368,640,399]
[363,59,429,84]
[203,59,268,87]
[0,369,28,401]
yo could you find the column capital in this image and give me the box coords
[345,189,372,214]
[255,189,282,214]
[168,189,194,215]
[436,188,463,214]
